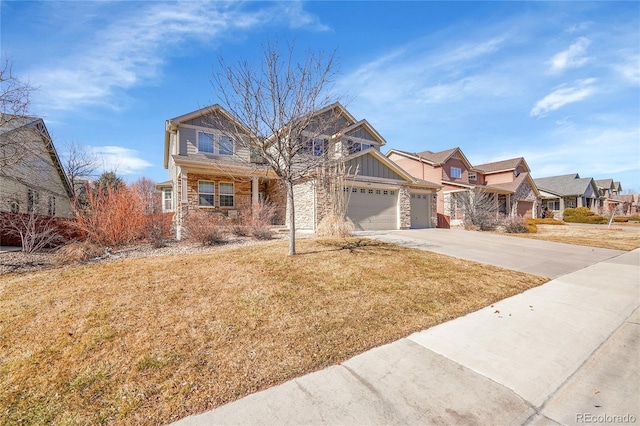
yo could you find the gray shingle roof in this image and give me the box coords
[0,114,39,135]
[534,174,594,197]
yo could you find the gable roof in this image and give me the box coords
[346,148,441,189]
[387,147,474,170]
[486,171,540,197]
[595,179,615,190]
[164,104,254,169]
[474,157,530,174]
[0,114,74,199]
[340,119,387,146]
[534,173,598,197]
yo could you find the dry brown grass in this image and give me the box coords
[0,238,547,425]
[505,224,640,251]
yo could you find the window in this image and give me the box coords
[383,190,388,195]
[10,201,19,213]
[547,201,560,210]
[360,188,365,193]
[566,198,577,208]
[198,181,215,207]
[219,182,234,207]
[375,189,381,195]
[368,189,374,194]
[450,167,462,179]
[347,139,373,154]
[163,189,173,211]
[27,189,39,212]
[219,135,234,156]
[468,172,477,181]
[48,196,56,216]
[198,132,215,153]
[303,138,327,156]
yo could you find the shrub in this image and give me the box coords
[236,201,276,241]
[72,184,147,247]
[183,210,227,246]
[527,218,564,225]
[563,207,607,224]
[56,240,104,264]
[628,215,640,222]
[543,208,555,219]
[0,211,67,253]
[613,217,629,223]
[316,213,354,238]
[503,217,528,233]
[144,213,172,248]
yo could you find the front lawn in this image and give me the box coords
[506,224,640,251]
[0,237,547,425]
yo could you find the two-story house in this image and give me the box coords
[387,149,539,226]
[160,104,442,237]
[0,114,74,245]
[473,157,540,219]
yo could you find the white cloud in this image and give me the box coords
[547,37,591,74]
[27,2,328,112]
[614,55,640,84]
[90,146,152,176]
[530,78,597,117]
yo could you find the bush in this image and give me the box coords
[503,217,528,233]
[0,211,68,253]
[613,217,629,223]
[72,184,147,247]
[563,207,607,224]
[183,210,227,246]
[527,218,564,225]
[56,240,104,264]
[144,213,172,248]
[236,201,276,241]
[316,213,354,238]
[628,215,640,222]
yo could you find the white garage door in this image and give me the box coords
[410,193,432,228]
[346,187,398,231]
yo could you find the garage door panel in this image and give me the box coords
[410,193,431,228]
[347,188,398,231]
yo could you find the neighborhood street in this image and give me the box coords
[174,231,639,426]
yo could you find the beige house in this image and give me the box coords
[0,115,73,245]
[0,115,73,217]
[161,104,441,236]
[387,149,539,226]
[160,105,286,239]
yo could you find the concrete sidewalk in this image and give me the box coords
[173,249,639,426]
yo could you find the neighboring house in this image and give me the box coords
[473,157,540,219]
[613,181,622,195]
[0,115,74,244]
[162,104,442,236]
[595,178,620,213]
[387,149,539,225]
[612,194,635,216]
[534,173,600,219]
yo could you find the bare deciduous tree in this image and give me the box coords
[62,141,98,203]
[0,59,35,167]
[0,210,66,253]
[456,188,500,231]
[211,41,342,255]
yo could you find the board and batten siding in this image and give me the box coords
[344,127,378,144]
[345,154,402,181]
[178,126,251,162]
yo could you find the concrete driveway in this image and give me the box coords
[356,228,625,278]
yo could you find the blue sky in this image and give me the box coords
[2,1,639,190]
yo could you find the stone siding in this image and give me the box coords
[289,180,315,230]
[399,186,411,229]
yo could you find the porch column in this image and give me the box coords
[560,197,565,211]
[251,177,259,206]
[506,194,511,216]
[578,197,584,207]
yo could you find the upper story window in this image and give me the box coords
[450,167,462,179]
[468,172,477,181]
[197,131,234,156]
[303,138,328,157]
[347,139,373,155]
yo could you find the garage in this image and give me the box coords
[516,201,534,218]
[346,187,398,231]
[410,192,432,228]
